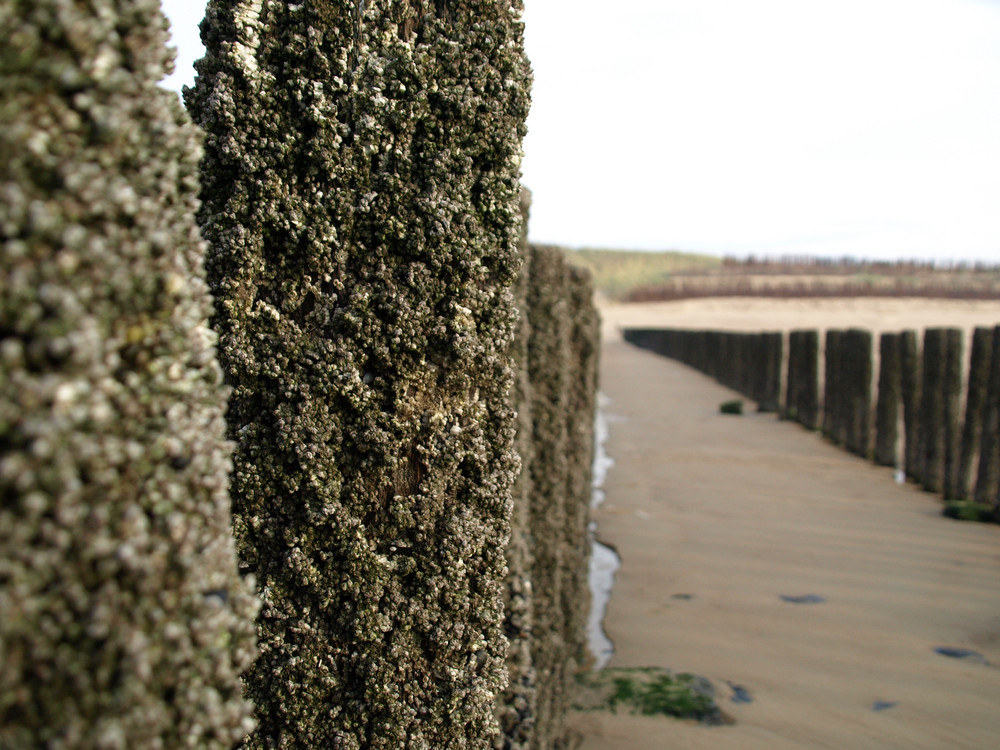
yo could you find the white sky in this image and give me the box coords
[160,0,1000,262]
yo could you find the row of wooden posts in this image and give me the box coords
[623,326,1000,514]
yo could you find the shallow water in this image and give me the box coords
[586,536,620,669]
[591,393,615,508]
[586,392,621,668]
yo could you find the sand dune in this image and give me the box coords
[570,299,1000,749]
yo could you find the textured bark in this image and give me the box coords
[188,1,531,746]
[0,1,258,747]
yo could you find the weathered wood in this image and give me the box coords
[785,330,820,429]
[957,328,993,501]
[758,332,783,413]
[942,329,965,500]
[900,330,923,483]
[823,330,844,444]
[919,329,948,493]
[842,329,874,458]
[874,332,902,467]
[974,326,1000,507]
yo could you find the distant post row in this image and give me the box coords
[623,326,1000,520]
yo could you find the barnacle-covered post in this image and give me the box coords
[562,266,599,671]
[188,0,531,746]
[525,245,572,750]
[0,1,258,747]
[497,189,537,750]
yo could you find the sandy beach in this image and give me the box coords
[570,298,1000,749]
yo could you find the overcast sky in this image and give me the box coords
[160,0,1000,262]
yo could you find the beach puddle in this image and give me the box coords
[587,392,621,668]
[587,535,620,668]
[591,392,616,509]
[727,682,753,704]
[934,646,990,665]
[780,594,826,604]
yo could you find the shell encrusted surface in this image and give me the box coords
[188,1,531,747]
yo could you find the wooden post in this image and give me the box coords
[874,332,902,468]
[956,328,993,501]
[823,330,843,444]
[919,329,948,493]
[974,325,1000,506]
[843,329,873,458]
[900,330,922,483]
[942,329,965,499]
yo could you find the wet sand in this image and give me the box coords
[569,299,1000,749]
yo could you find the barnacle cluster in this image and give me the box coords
[0,1,259,747]
[189,1,535,746]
